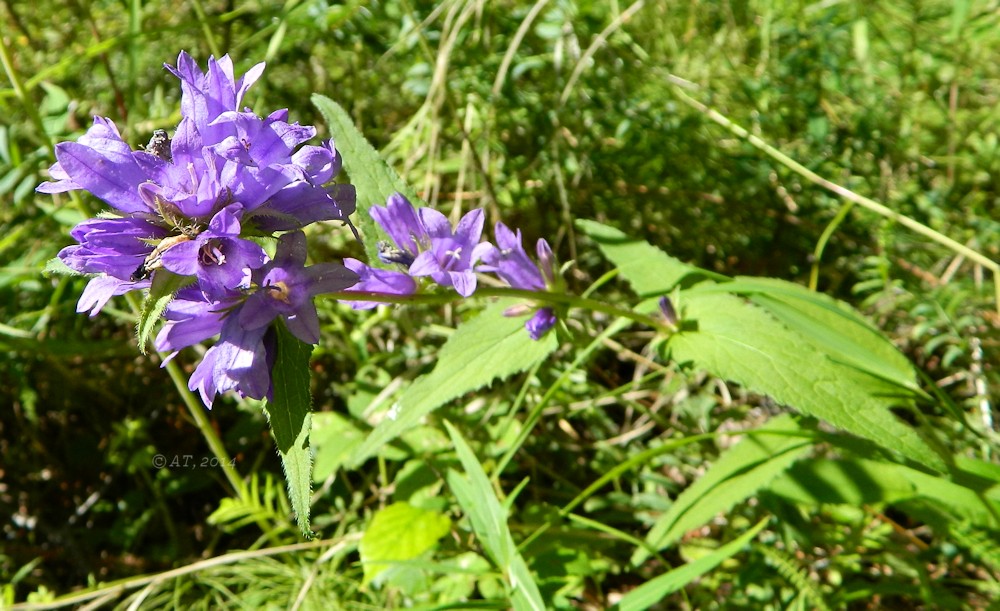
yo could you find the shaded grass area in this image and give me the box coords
[2,0,999,607]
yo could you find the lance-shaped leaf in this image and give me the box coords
[312,94,423,265]
[263,321,315,537]
[349,300,557,466]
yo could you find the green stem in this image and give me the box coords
[809,201,855,290]
[123,293,246,500]
[665,77,1000,314]
[324,286,674,335]
[29,535,359,610]
[0,32,53,150]
[190,0,222,58]
[162,357,245,497]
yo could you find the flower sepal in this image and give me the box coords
[136,268,196,354]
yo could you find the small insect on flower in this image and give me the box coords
[377,240,415,267]
[131,234,194,281]
[144,129,172,162]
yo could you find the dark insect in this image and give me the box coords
[377,240,414,267]
[130,235,192,282]
[145,129,172,162]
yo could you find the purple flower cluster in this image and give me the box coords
[344,193,561,340]
[38,52,359,407]
[41,52,565,408]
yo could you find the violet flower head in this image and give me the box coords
[408,207,493,297]
[362,192,493,298]
[239,232,359,344]
[41,51,368,409]
[39,51,354,318]
[158,204,266,297]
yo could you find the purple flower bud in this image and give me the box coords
[525,307,557,340]
[658,295,678,327]
[482,221,559,340]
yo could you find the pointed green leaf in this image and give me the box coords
[349,300,557,466]
[360,502,451,587]
[617,518,769,611]
[445,422,545,611]
[263,322,315,537]
[312,94,423,264]
[632,414,811,565]
[666,292,945,472]
[696,277,920,393]
[575,219,724,295]
[768,458,1000,527]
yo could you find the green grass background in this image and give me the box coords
[2,0,998,608]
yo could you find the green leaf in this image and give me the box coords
[310,411,365,483]
[312,94,423,264]
[349,300,557,466]
[575,219,723,295]
[136,270,190,354]
[616,518,769,611]
[263,322,315,537]
[359,501,451,587]
[768,458,1000,527]
[208,472,292,533]
[632,414,811,565]
[445,422,546,611]
[698,277,921,393]
[666,292,946,472]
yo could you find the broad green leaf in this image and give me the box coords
[632,414,811,565]
[310,411,365,483]
[768,458,1000,527]
[577,219,921,397]
[445,421,546,611]
[575,219,723,296]
[359,501,451,587]
[136,270,190,354]
[616,518,768,611]
[349,300,557,466]
[312,94,423,264]
[955,455,1000,488]
[263,322,315,537]
[666,292,946,472]
[694,277,920,393]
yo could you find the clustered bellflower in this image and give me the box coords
[39,52,359,407]
[42,52,566,408]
